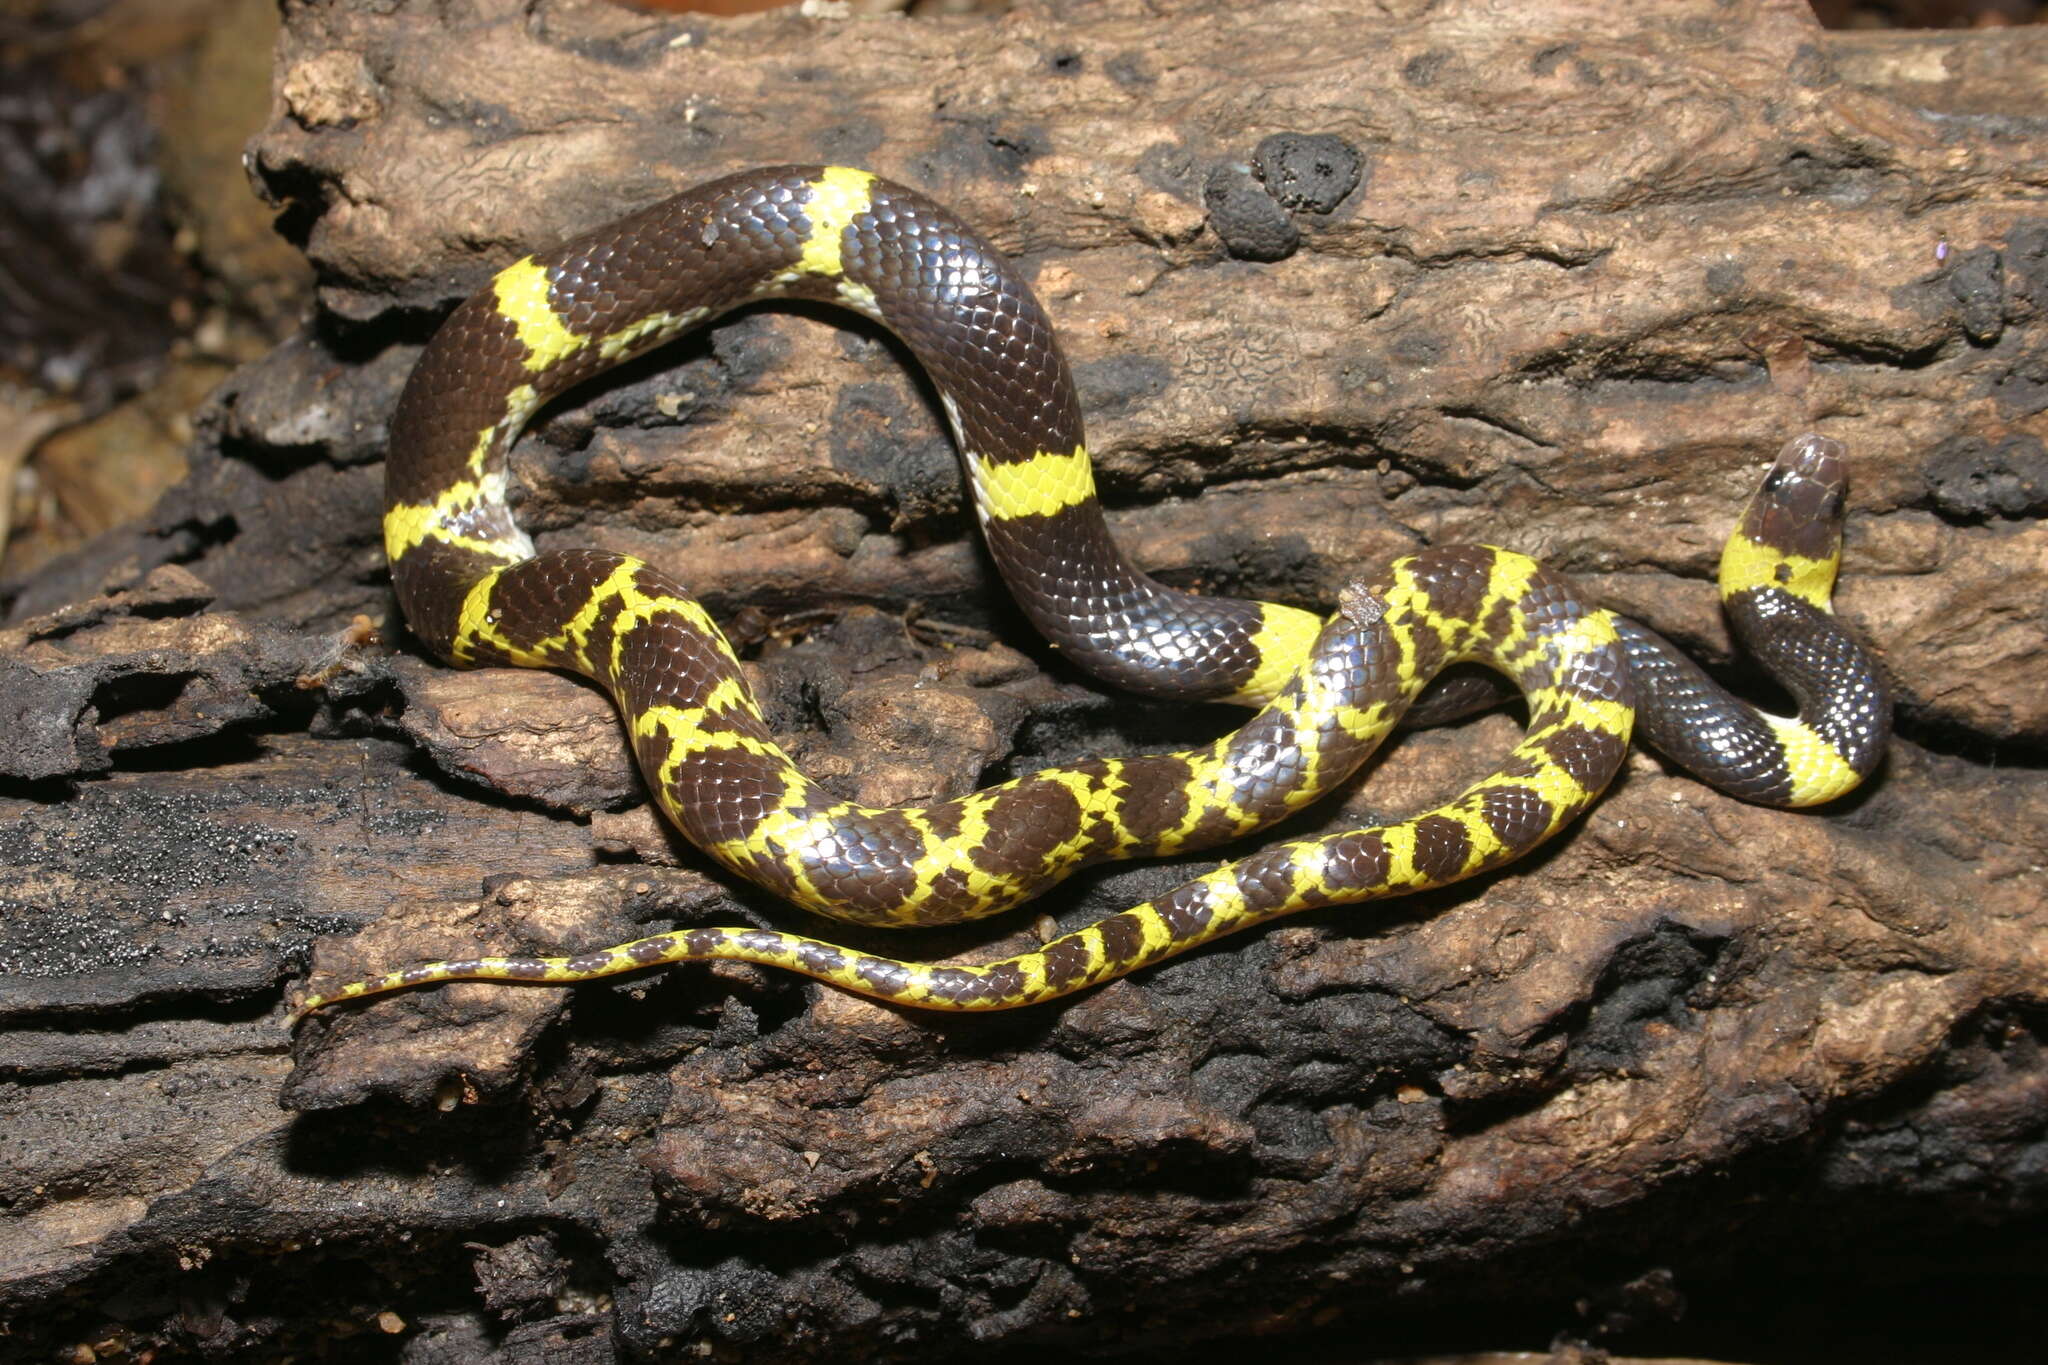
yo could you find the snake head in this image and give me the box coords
[1745,434,1848,563]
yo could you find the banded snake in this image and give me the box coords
[290,167,1889,1021]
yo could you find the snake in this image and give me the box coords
[289,166,1889,1021]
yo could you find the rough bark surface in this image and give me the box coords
[2,1,2044,1361]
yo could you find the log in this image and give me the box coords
[3,1,2044,1360]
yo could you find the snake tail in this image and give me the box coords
[292,549,1633,1018]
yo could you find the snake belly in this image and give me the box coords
[292,167,1888,1021]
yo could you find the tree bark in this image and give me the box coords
[3,1,2045,1360]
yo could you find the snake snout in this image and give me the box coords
[1775,432,1848,494]
[1749,434,1849,557]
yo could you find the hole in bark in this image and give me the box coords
[91,670,196,726]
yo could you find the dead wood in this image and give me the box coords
[2,1,2045,1361]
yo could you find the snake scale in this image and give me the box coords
[290,166,1889,1021]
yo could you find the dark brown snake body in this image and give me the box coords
[291,166,1889,1020]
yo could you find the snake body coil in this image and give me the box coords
[293,167,1889,1021]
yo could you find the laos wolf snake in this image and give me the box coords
[290,167,1888,1021]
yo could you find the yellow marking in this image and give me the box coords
[1766,714,1864,806]
[715,801,838,910]
[1334,700,1394,745]
[452,386,546,479]
[891,799,999,923]
[1448,789,1514,867]
[503,383,542,427]
[1574,696,1636,751]
[970,445,1099,523]
[890,770,1103,923]
[493,257,589,373]
[1562,610,1623,661]
[654,730,785,774]
[452,573,505,665]
[1227,602,1326,707]
[1719,532,1837,611]
[1132,902,1176,959]
[1202,871,1248,925]
[1379,822,1419,888]
[384,501,448,562]
[383,480,527,564]
[451,556,733,684]
[635,693,833,905]
[835,279,882,319]
[797,167,877,277]
[608,587,729,682]
[1146,738,1228,854]
[1015,947,1050,1000]
[540,561,641,670]
[463,424,496,479]
[634,682,764,757]
[597,308,708,364]
[1287,843,1338,902]
[617,592,724,645]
